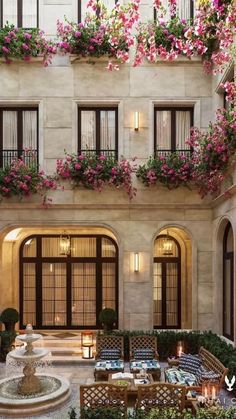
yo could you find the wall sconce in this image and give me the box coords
[59,234,71,255]
[134,252,139,272]
[134,111,139,131]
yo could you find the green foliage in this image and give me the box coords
[0,308,19,323]
[99,308,117,326]
[0,330,16,361]
[81,407,125,418]
[68,407,77,419]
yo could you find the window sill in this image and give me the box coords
[0,56,44,64]
[69,54,120,64]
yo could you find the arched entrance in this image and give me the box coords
[153,227,192,329]
[223,222,234,340]
[19,234,118,329]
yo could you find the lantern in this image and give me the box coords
[81,331,94,359]
[202,382,219,400]
[176,341,184,357]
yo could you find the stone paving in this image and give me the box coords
[0,361,235,419]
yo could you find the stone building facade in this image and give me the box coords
[0,0,235,344]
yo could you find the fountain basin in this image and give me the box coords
[0,373,71,417]
[9,347,49,361]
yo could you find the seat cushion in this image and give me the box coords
[179,353,202,375]
[133,349,155,360]
[166,368,198,386]
[196,366,221,384]
[100,349,121,360]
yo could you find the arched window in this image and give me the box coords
[223,222,234,340]
[153,234,181,329]
[20,235,118,329]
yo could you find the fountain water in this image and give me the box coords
[0,324,71,417]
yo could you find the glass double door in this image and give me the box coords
[153,259,181,329]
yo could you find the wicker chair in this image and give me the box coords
[80,383,128,418]
[94,335,124,381]
[136,382,186,413]
[129,335,160,380]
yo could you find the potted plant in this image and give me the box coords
[99,308,117,331]
[0,308,20,332]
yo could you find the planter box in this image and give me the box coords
[0,56,44,64]
[69,54,120,64]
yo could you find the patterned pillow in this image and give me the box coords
[100,349,121,360]
[179,353,202,375]
[196,366,221,384]
[134,349,155,360]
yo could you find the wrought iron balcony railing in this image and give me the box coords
[0,149,38,168]
[78,149,118,160]
[155,149,192,158]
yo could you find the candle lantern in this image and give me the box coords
[176,341,185,357]
[202,382,219,400]
[81,331,94,359]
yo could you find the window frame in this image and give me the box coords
[19,234,119,329]
[154,106,194,155]
[153,0,194,21]
[0,106,39,167]
[223,222,234,341]
[78,106,118,159]
[0,0,39,28]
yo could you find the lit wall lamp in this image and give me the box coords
[134,252,139,272]
[134,111,139,131]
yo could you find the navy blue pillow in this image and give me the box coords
[100,349,121,360]
[179,353,202,374]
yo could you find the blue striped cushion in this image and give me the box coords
[134,349,155,360]
[196,366,221,384]
[179,353,202,374]
[100,349,121,360]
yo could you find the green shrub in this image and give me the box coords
[81,407,125,418]
[0,308,19,324]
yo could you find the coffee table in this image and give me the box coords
[108,372,154,396]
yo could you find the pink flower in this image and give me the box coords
[2,46,10,54]
[22,43,29,51]
[75,163,81,170]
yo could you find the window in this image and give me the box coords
[154,107,193,156]
[223,222,234,341]
[154,0,194,21]
[20,234,118,329]
[78,0,119,22]
[0,107,38,167]
[0,0,38,28]
[78,107,118,158]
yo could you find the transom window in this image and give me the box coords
[78,107,118,158]
[0,0,38,28]
[20,234,118,329]
[154,107,193,156]
[78,0,119,22]
[0,107,38,167]
[154,0,194,21]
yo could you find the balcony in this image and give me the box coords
[79,149,118,160]
[0,149,38,168]
[155,149,192,158]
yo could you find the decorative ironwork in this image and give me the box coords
[0,149,38,168]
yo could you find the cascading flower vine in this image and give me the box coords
[0,24,56,66]
[56,153,137,199]
[57,0,140,70]
[134,0,236,73]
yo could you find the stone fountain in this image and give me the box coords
[0,324,71,417]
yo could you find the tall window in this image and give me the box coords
[0,107,38,167]
[223,222,234,341]
[20,234,118,329]
[153,235,181,329]
[78,107,118,158]
[78,0,119,22]
[154,107,193,156]
[154,0,194,21]
[0,0,38,28]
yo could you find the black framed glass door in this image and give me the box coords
[20,235,118,329]
[153,235,181,329]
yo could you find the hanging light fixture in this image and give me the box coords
[59,234,71,255]
[162,230,173,256]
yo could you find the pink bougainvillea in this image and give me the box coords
[56,153,137,199]
[0,24,56,66]
[0,157,57,200]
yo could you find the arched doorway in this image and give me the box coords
[19,234,118,329]
[153,233,181,329]
[223,222,234,340]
